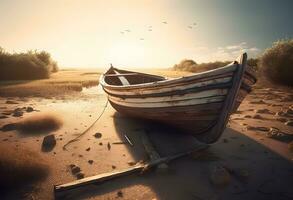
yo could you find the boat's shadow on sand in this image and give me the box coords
[59,112,293,200]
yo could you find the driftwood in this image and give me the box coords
[54,142,208,194]
[140,130,168,170]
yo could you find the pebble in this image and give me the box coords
[210,165,231,186]
[250,100,265,104]
[86,147,91,151]
[286,108,293,115]
[94,132,102,138]
[112,165,116,169]
[255,108,274,114]
[247,126,270,132]
[6,100,18,104]
[88,160,94,164]
[117,191,123,198]
[76,172,84,179]
[71,166,81,174]
[12,110,23,117]
[107,142,111,150]
[127,161,136,166]
[26,106,34,112]
[252,114,263,119]
[285,120,293,126]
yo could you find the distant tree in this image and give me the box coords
[0,47,58,81]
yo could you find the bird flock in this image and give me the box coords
[119,21,197,41]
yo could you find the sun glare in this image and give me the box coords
[105,41,145,68]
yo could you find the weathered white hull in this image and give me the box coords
[100,53,257,143]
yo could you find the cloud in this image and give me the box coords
[214,42,261,60]
[189,42,261,63]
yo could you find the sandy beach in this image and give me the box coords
[0,69,292,200]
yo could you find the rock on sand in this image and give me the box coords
[42,134,56,152]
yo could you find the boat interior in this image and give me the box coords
[104,67,165,86]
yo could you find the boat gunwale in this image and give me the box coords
[100,62,257,91]
[100,62,238,90]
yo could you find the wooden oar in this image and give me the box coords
[54,143,208,194]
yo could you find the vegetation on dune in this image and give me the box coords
[173,59,230,73]
[260,39,293,86]
[0,47,58,81]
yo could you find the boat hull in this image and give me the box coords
[100,53,257,143]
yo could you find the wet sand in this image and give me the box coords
[0,70,292,200]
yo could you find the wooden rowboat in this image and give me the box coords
[100,53,257,144]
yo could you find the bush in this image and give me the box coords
[173,59,230,73]
[0,47,58,80]
[260,39,293,86]
[173,59,197,72]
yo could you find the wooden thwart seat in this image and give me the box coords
[113,70,130,86]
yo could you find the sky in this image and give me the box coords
[0,0,293,69]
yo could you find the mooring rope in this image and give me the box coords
[62,99,109,150]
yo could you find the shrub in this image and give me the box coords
[0,47,58,80]
[260,39,293,86]
[173,59,197,72]
[173,59,230,73]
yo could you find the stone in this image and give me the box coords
[76,172,84,179]
[255,108,274,115]
[286,108,293,115]
[94,132,102,138]
[86,147,91,151]
[210,165,231,186]
[12,110,23,117]
[88,160,94,164]
[42,134,56,152]
[6,100,18,104]
[252,114,263,119]
[247,126,270,132]
[285,121,293,126]
[107,142,111,150]
[112,165,116,169]
[26,106,34,112]
[127,161,136,166]
[117,191,123,198]
[71,166,81,174]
